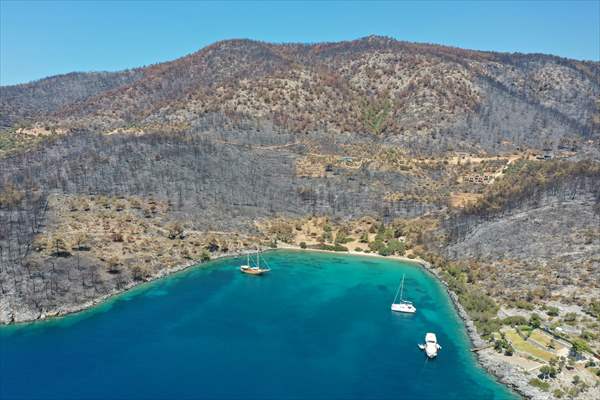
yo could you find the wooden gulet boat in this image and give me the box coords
[240,249,271,275]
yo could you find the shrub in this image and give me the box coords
[334,230,351,244]
[515,300,534,310]
[131,265,148,281]
[200,250,211,262]
[378,246,391,256]
[529,313,542,329]
[539,365,557,379]
[167,222,184,240]
[359,232,369,243]
[528,378,549,391]
[546,306,559,316]
[107,257,121,274]
[585,300,600,320]
[386,239,405,255]
[299,242,307,249]
[368,239,385,253]
[111,232,124,242]
[502,316,528,326]
[580,330,597,341]
[563,312,577,323]
[51,237,71,257]
[317,244,348,252]
[571,338,592,355]
[267,221,295,243]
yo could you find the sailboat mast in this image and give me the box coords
[399,274,405,301]
[393,278,402,304]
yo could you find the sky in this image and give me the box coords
[1,0,599,86]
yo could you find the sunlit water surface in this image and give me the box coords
[0,250,517,399]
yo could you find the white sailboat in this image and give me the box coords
[240,248,270,275]
[418,332,442,358]
[391,274,416,313]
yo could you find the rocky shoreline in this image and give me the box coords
[278,245,546,400]
[1,246,546,399]
[417,261,548,400]
[0,249,248,325]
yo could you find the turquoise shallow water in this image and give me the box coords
[0,250,517,399]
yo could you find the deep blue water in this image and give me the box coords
[0,250,517,399]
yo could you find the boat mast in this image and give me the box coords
[399,274,405,302]
[393,277,402,304]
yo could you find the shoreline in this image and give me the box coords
[0,249,248,327]
[277,244,545,400]
[2,244,543,399]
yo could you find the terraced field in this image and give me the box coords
[504,328,556,362]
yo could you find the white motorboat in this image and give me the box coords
[390,274,416,313]
[419,332,441,358]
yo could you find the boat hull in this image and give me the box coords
[420,332,440,358]
[425,344,438,358]
[391,303,416,313]
[240,266,270,275]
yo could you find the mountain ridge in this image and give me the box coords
[2,36,598,153]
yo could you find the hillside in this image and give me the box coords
[1,36,599,399]
[0,69,145,129]
[2,36,599,154]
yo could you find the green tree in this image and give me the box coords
[200,250,211,262]
[529,313,542,329]
[359,231,369,243]
[369,239,385,253]
[571,339,590,357]
[386,239,405,255]
[52,237,71,257]
[546,306,559,316]
[334,230,348,244]
[539,365,557,380]
[504,344,514,356]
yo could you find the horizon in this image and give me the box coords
[3,34,597,87]
[1,0,599,86]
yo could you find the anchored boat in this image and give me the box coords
[419,332,442,358]
[240,248,270,275]
[391,273,416,313]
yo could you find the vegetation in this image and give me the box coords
[528,378,550,392]
[546,306,560,317]
[362,96,391,136]
[440,261,499,337]
[460,160,599,219]
[315,244,349,252]
[539,365,558,380]
[504,329,554,362]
